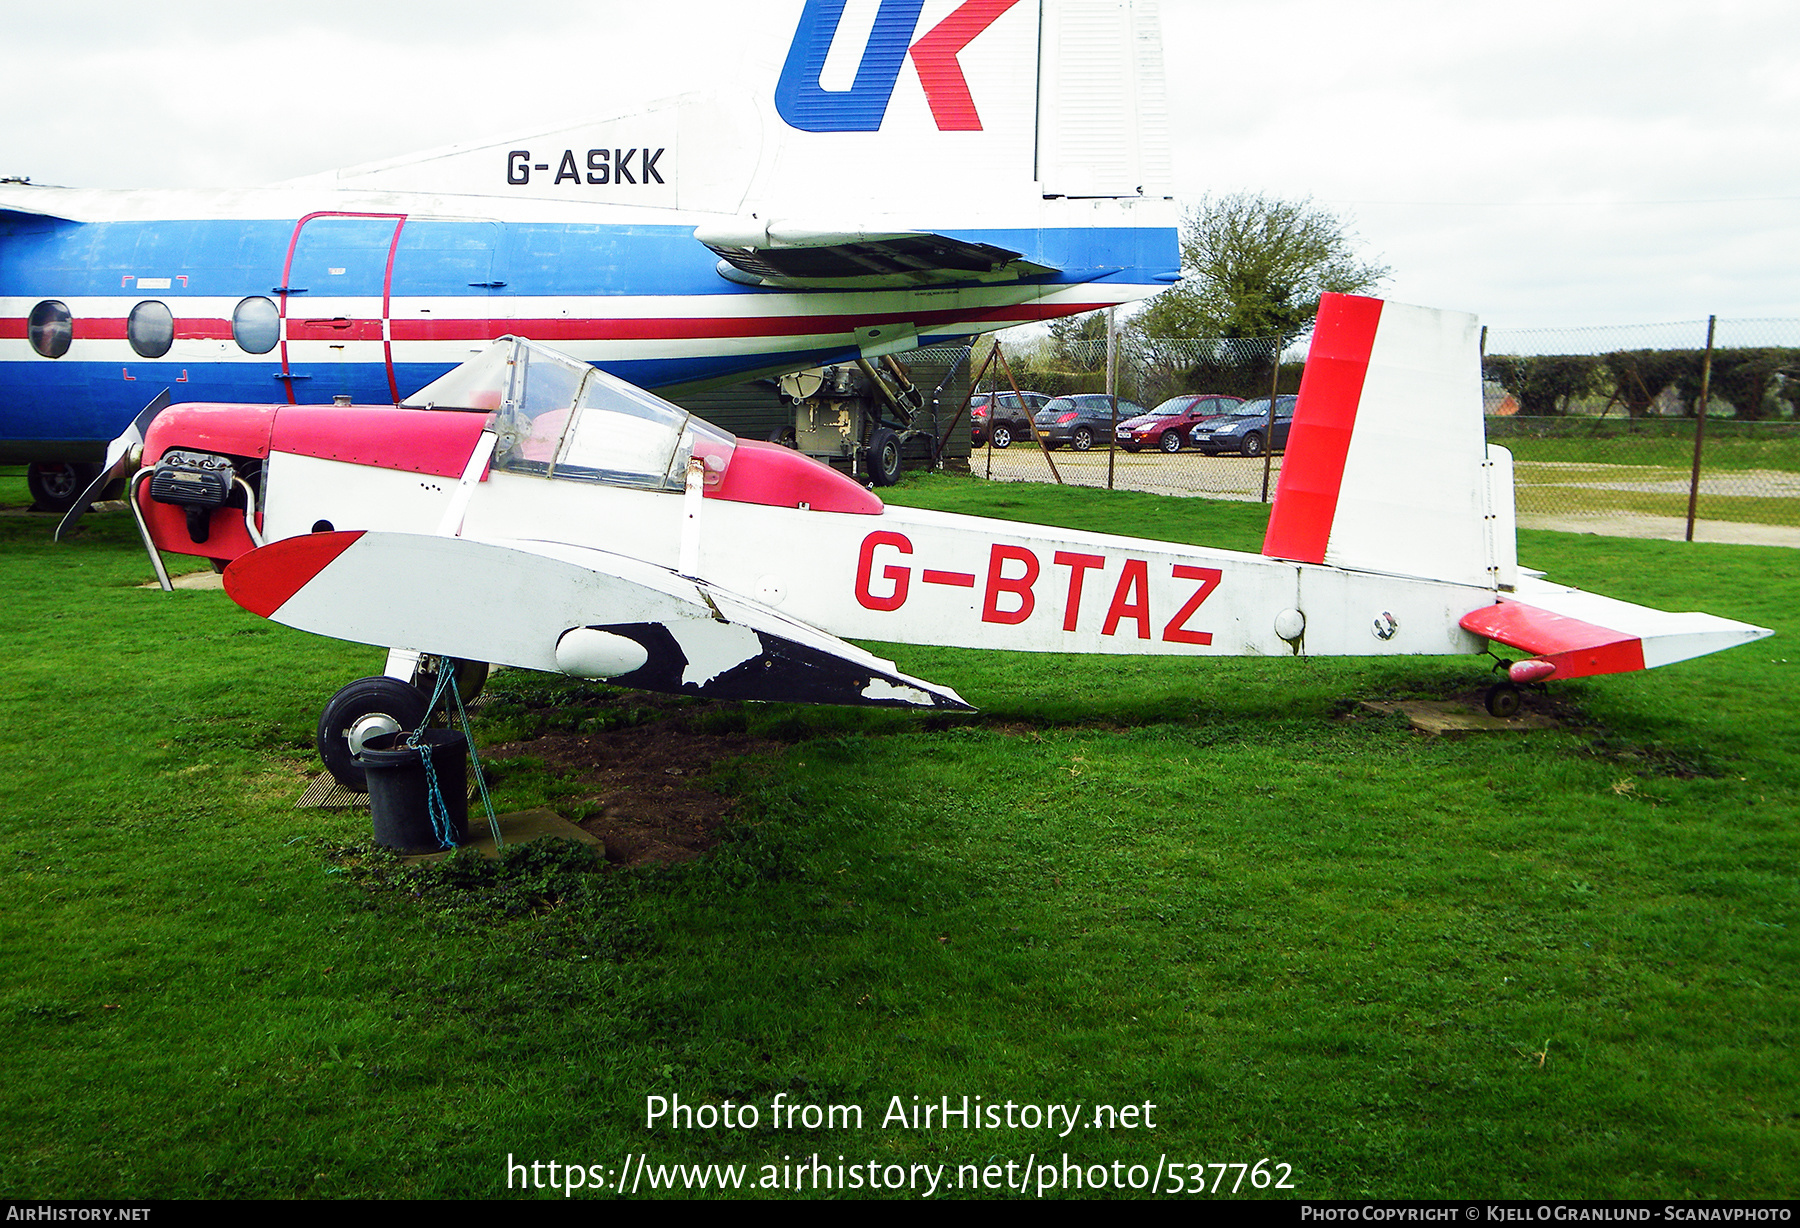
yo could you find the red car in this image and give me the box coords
[970,391,1051,448]
[1114,394,1246,452]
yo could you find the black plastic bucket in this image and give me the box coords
[359,730,469,852]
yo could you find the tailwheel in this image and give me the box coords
[1483,681,1522,719]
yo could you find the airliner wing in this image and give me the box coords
[0,197,80,224]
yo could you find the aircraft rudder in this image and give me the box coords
[1265,294,1498,590]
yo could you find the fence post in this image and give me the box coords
[1260,340,1281,503]
[1684,315,1717,542]
[1106,307,1118,491]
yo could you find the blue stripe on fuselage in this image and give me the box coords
[0,215,1175,451]
[0,217,1175,299]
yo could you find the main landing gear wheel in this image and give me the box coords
[28,462,101,513]
[1484,681,1522,719]
[866,427,903,487]
[316,676,430,793]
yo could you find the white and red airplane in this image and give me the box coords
[1,0,1175,509]
[67,292,1771,790]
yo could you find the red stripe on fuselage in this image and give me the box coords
[1261,294,1384,564]
[0,302,1114,351]
[224,531,366,619]
[0,318,232,342]
[387,301,1116,343]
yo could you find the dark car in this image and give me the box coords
[969,390,1051,448]
[1114,393,1245,452]
[1190,395,1299,456]
[1033,394,1147,451]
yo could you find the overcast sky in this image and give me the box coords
[3,0,1795,330]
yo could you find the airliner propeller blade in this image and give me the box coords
[54,389,170,542]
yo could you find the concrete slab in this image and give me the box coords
[1359,698,1558,735]
[399,807,602,865]
[137,569,225,590]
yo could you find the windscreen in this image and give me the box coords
[402,337,737,491]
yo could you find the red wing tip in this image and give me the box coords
[224,531,366,618]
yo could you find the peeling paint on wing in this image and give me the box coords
[677,621,764,688]
[861,678,934,705]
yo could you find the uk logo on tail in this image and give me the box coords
[776,0,1022,131]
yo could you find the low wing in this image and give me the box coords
[1461,579,1772,682]
[223,531,970,711]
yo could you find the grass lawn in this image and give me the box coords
[1,465,1795,1199]
[1490,422,1800,527]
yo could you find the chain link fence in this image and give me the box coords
[1483,319,1800,540]
[966,317,1800,544]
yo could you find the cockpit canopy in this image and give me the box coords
[403,336,736,491]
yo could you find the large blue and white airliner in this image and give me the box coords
[0,0,1178,507]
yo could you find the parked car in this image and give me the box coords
[1189,396,1299,456]
[1033,394,1147,451]
[1114,394,1245,452]
[969,391,1051,448]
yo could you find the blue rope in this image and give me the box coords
[406,661,502,850]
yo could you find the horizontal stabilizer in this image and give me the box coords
[1,197,80,224]
[1461,581,1772,680]
[697,225,1051,289]
[224,531,970,711]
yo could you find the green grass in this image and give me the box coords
[1513,466,1800,527]
[1,469,1796,1199]
[1491,417,1800,474]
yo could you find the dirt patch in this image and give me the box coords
[486,710,775,869]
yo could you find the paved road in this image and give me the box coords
[969,446,1283,502]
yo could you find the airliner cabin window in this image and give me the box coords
[232,297,280,354]
[27,301,72,359]
[127,301,175,359]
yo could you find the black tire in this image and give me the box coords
[1240,432,1265,458]
[316,676,430,793]
[866,427,903,487]
[28,462,101,513]
[1072,427,1094,452]
[991,425,1013,449]
[1484,682,1522,719]
[766,426,797,449]
[1158,430,1182,453]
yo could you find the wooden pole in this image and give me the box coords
[1684,315,1717,542]
[995,344,1062,485]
